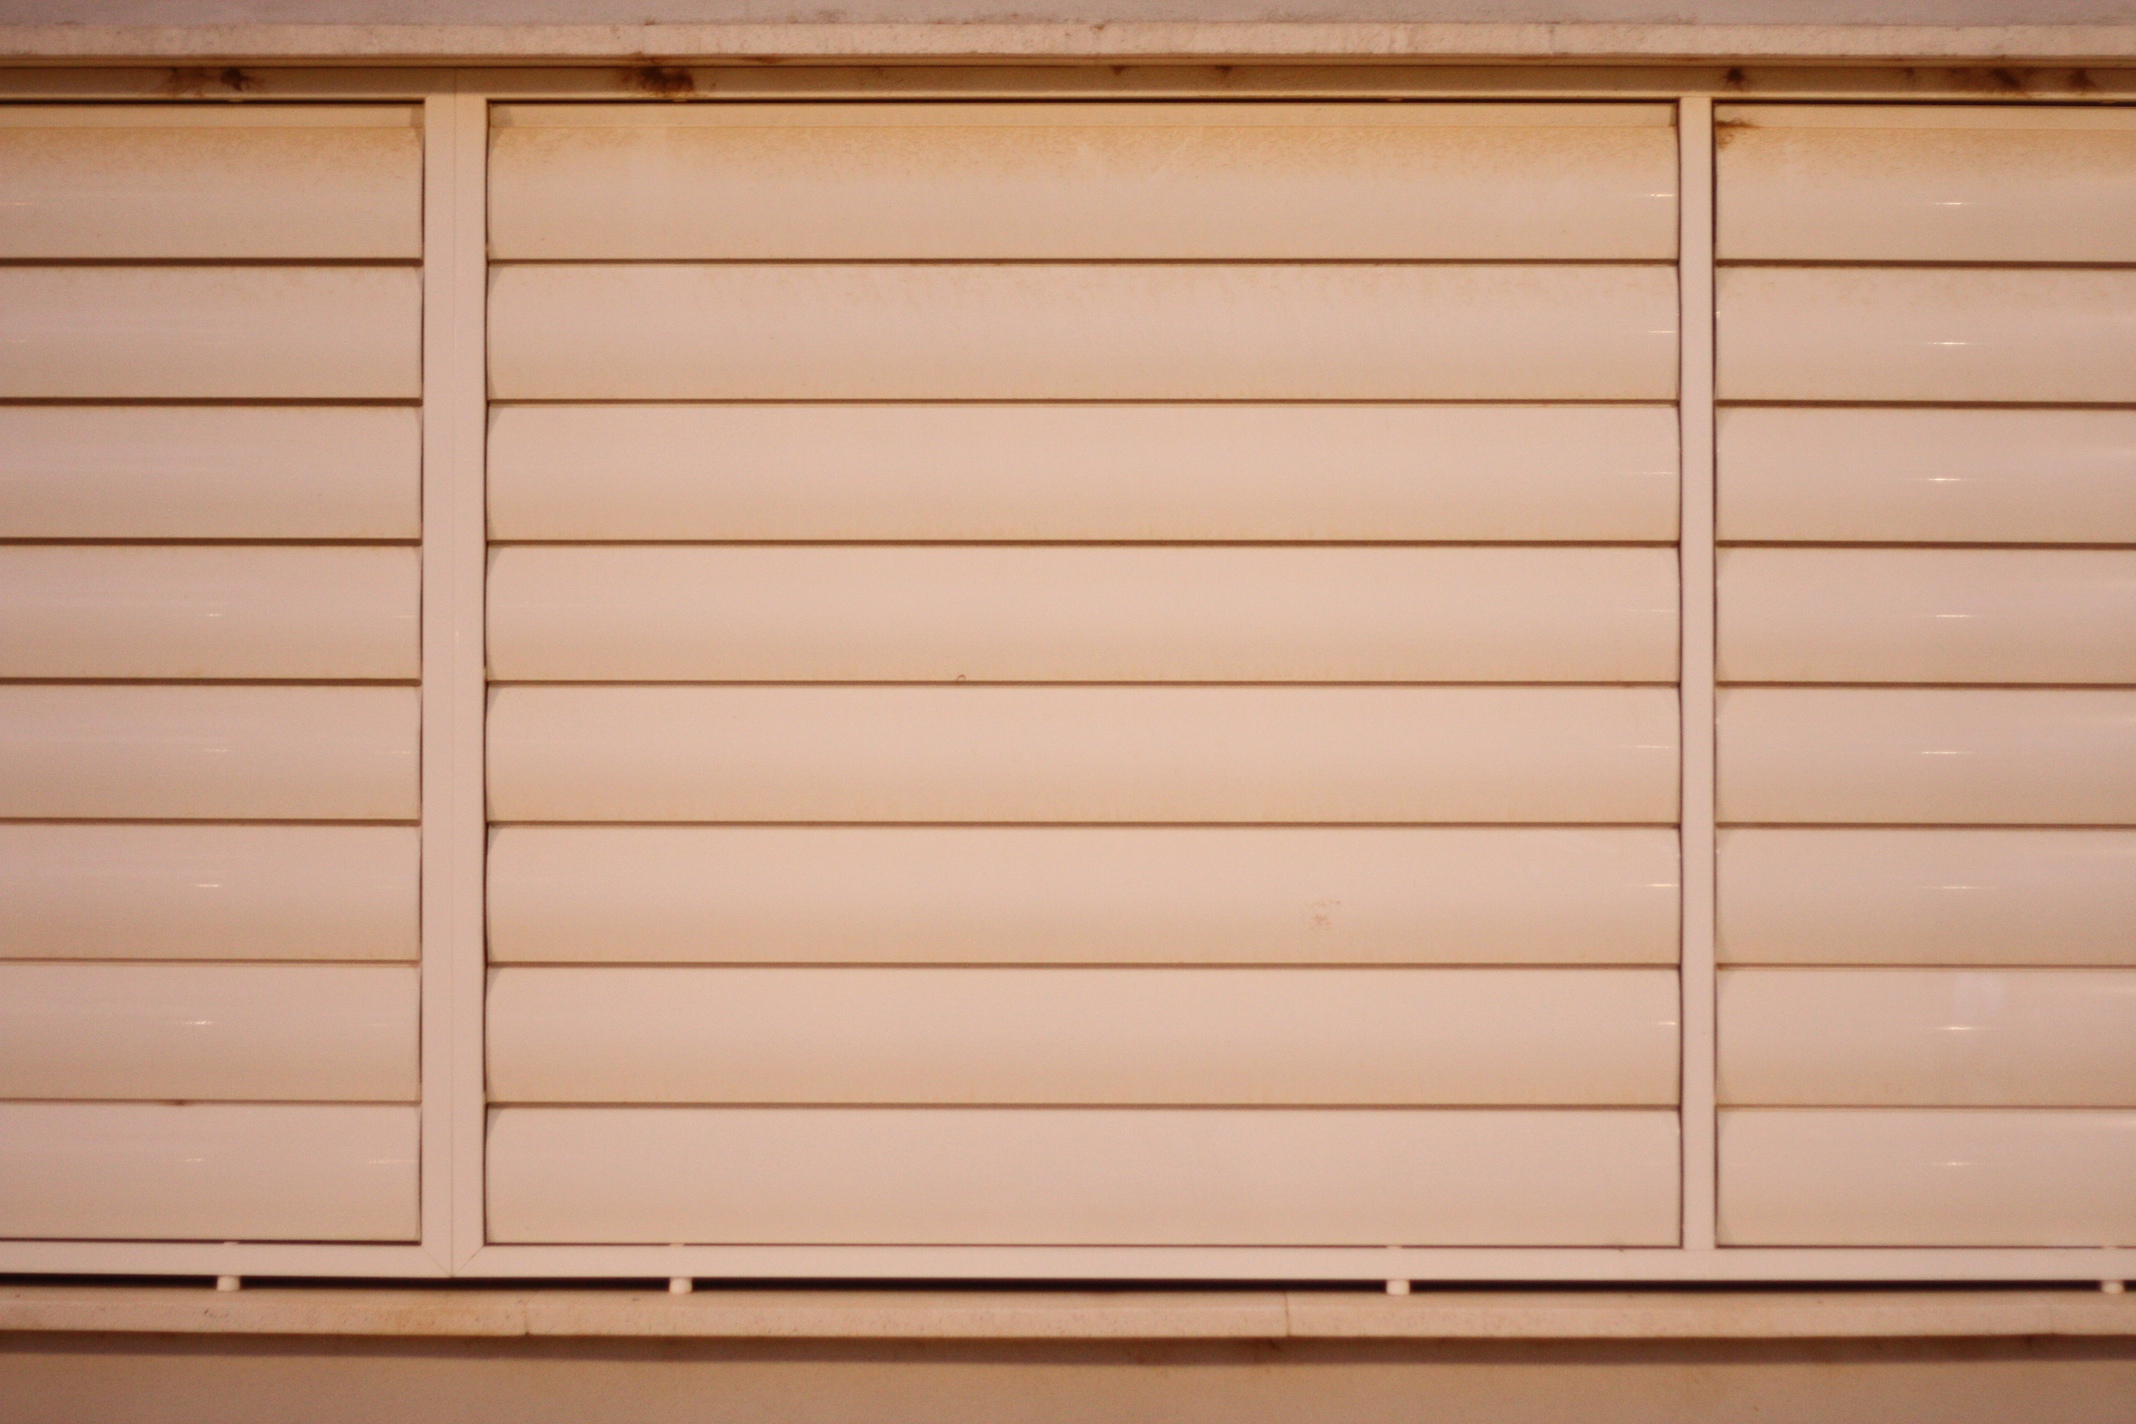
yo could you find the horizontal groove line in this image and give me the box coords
[488,96,1683,105]
[487,397,1681,408]
[0,1098,419,1108]
[1711,1106,2136,1115]
[1718,821,2136,830]
[489,257,1679,268]
[0,1236,421,1244]
[485,540,1684,550]
[483,963,1683,972]
[0,398,421,409]
[483,680,1683,689]
[486,395,1683,406]
[1717,956,2136,969]
[0,959,419,968]
[479,1102,1678,1112]
[1716,400,2136,412]
[0,258,422,269]
[488,821,1683,830]
[1725,1110,2136,1118]
[0,818,420,828]
[1718,963,2136,971]
[488,94,1684,101]
[0,539,421,549]
[1715,260,2136,271]
[1,679,421,688]
[1717,681,2135,691]
[477,1242,1694,1254]
[1718,542,2136,552]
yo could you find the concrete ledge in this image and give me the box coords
[2,22,2135,63]
[3,1287,2134,1341]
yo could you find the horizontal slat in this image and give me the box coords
[487,687,1680,824]
[1717,689,2136,826]
[488,826,1680,966]
[1717,408,2136,546]
[0,685,419,821]
[1717,268,2136,404]
[0,824,418,961]
[488,403,1680,544]
[0,267,421,400]
[0,105,421,259]
[1719,829,2136,967]
[1715,105,2136,263]
[488,546,1679,684]
[489,102,1676,260]
[1717,549,2136,685]
[0,546,420,681]
[487,264,1678,401]
[487,1107,1680,1246]
[1719,1109,2136,1246]
[1719,969,2136,1107]
[0,964,418,1102]
[486,967,1680,1106]
[0,406,422,541]
[0,1103,417,1241]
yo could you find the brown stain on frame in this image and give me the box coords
[626,65,696,99]
[160,67,257,99]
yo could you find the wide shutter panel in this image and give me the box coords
[483,102,1684,1249]
[1714,105,2136,1248]
[0,106,422,1243]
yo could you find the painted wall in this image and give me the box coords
[6,1334,2136,1424]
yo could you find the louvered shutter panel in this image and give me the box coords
[481,102,1686,1247]
[1712,105,2136,1248]
[0,107,423,1242]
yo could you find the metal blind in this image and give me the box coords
[478,102,1687,1248]
[1712,103,2136,1248]
[0,106,425,1243]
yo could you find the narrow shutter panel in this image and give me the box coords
[1714,105,2136,1248]
[0,106,422,1243]
[483,102,1684,1248]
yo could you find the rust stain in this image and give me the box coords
[625,65,697,99]
[1712,117,1752,148]
[1721,67,1748,92]
[2069,69,2101,95]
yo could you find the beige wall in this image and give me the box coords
[7,1334,2136,1424]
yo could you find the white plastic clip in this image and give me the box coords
[669,1277,694,1295]
[2103,1280,2126,1295]
[1385,1279,1411,1296]
[215,1276,241,1293]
